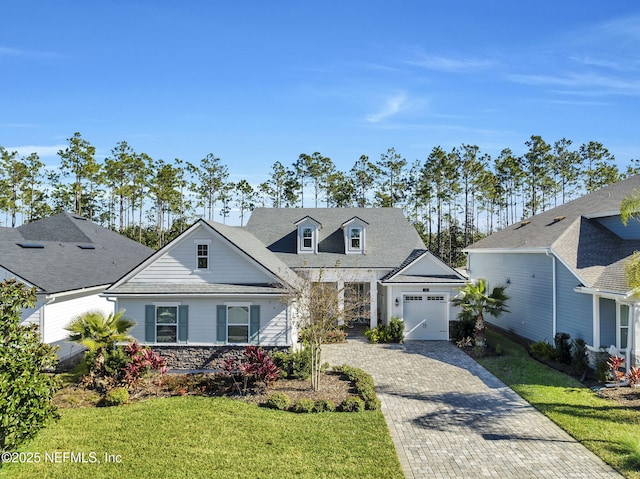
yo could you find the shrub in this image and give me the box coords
[265,392,291,411]
[104,387,129,406]
[223,346,281,393]
[365,317,404,344]
[571,338,589,376]
[452,314,476,341]
[313,399,336,412]
[271,347,311,380]
[554,332,572,365]
[122,342,167,387]
[340,396,365,412]
[529,340,555,360]
[292,398,316,413]
[0,279,59,452]
[627,367,640,387]
[595,352,611,382]
[364,397,382,411]
[325,328,348,343]
[608,355,626,381]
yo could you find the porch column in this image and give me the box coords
[633,303,640,367]
[593,294,600,350]
[369,280,377,329]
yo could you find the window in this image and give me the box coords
[196,243,209,270]
[156,306,177,343]
[620,304,630,350]
[302,227,313,249]
[227,306,249,343]
[350,228,361,249]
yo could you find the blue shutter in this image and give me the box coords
[178,305,189,342]
[145,305,155,343]
[250,305,260,345]
[216,305,227,343]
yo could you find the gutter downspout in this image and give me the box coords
[546,250,557,337]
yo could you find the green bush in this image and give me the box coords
[340,396,365,412]
[554,332,572,365]
[364,397,382,411]
[292,398,316,413]
[529,340,555,360]
[264,392,291,411]
[271,346,311,380]
[104,387,129,406]
[595,352,611,383]
[365,317,404,343]
[0,279,59,452]
[571,338,589,376]
[313,399,336,412]
[452,314,476,341]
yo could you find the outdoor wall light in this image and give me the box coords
[395,298,400,307]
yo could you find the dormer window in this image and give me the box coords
[342,216,368,255]
[295,216,321,254]
[350,228,362,250]
[195,240,211,270]
[302,227,313,250]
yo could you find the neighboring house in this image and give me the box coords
[104,208,465,363]
[465,176,640,367]
[0,213,153,360]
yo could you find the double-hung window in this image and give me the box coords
[196,243,209,270]
[156,305,178,343]
[350,228,362,250]
[227,305,250,343]
[302,227,313,250]
[620,304,630,350]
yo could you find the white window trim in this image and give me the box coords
[194,239,211,272]
[617,302,631,352]
[298,226,316,254]
[348,227,363,252]
[155,303,180,344]
[226,303,251,345]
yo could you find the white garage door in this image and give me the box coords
[403,294,448,340]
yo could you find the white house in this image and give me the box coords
[0,213,153,360]
[104,208,465,367]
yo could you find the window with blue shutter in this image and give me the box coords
[145,305,155,342]
[178,305,189,342]
[250,305,260,344]
[216,305,227,343]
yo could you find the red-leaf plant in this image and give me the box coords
[608,355,626,382]
[123,342,168,387]
[222,346,280,395]
[627,366,640,387]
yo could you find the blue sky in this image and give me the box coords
[2,1,640,187]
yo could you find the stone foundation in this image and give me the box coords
[151,345,287,370]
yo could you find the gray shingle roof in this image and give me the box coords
[109,283,284,295]
[0,213,153,293]
[466,176,640,294]
[244,208,426,269]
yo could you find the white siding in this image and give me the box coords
[119,296,291,347]
[42,291,113,344]
[384,283,461,331]
[131,227,272,284]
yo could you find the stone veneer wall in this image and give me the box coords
[152,345,287,370]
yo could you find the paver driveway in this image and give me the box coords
[323,339,622,479]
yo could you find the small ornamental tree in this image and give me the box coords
[290,270,369,391]
[452,279,509,350]
[0,279,59,452]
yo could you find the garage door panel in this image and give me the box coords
[403,294,448,340]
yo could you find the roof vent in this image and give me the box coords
[17,242,44,248]
[77,244,96,250]
[72,215,87,221]
[552,216,566,223]
[519,221,531,227]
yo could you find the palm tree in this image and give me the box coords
[66,309,136,352]
[452,279,509,349]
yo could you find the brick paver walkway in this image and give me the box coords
[323,339,622,479]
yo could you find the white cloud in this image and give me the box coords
[407,53,494,72]
[5,145,66,158]
[507,71,640,96]
[365,93,409,123]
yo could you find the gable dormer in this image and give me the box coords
[294,216,321,254]
[341,216,368,255]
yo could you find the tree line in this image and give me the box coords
[1,132,636,266]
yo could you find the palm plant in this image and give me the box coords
[66,309,136,352]
[452,279,509,349]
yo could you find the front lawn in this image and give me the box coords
[479,330,640,479]
[0,396,402,479]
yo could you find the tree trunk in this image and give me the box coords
[475,311,486,349]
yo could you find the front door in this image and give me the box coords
[403,294,448,340]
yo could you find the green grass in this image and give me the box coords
[480,330,640,479]
[0,396,402,479]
